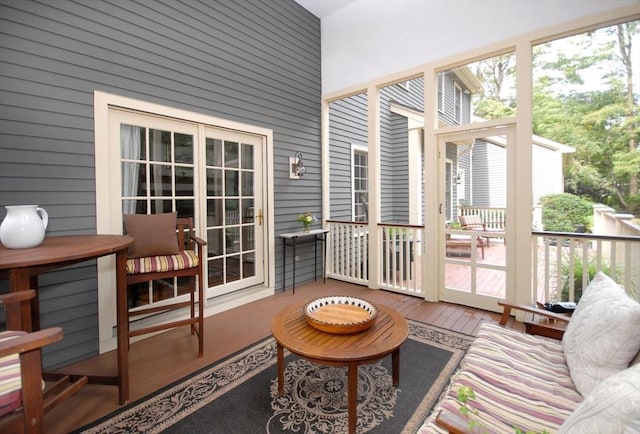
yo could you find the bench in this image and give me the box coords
[419,272,640,433]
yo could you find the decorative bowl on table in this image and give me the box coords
[303,296,379,334]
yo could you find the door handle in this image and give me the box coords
[256,208,264,226]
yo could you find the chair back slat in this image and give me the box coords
[176,217,194,250]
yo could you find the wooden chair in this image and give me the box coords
[498,300,571,340]
[458,214,490,246]
[0,290,86,434]
[124,214,206,357]
[459,214,505,247]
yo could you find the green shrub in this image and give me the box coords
[539,193,593,232]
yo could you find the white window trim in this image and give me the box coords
[437,72,445,113]
[351,143,369,221]
[453,82,462,123]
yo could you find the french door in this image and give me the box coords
[109,110,267,309]
[438,125,513,312]
[202,126,264,296]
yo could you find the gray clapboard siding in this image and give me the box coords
[1,0,320,367]
[472,140,506,207]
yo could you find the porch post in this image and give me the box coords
[367,85,381,289]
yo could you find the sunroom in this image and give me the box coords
[0,0,639,432]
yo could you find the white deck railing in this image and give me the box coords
[326,221,424,297]
[532,232,640,303]
[326,218,640,302]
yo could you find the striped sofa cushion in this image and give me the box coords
[0,331,26,417]
[419,323,583,434]
[126,250,199,275]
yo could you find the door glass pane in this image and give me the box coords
[242,143,254,169]
[149,129,171,162]
[176,167,194,196]
[175,133,193,164]
[225,170,239,196]
[150,164,172,196]
[225,141,239,168]
[206,138,222,166]
[207,169,223,196]
[242,172,254,196]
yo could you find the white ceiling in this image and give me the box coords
[294,0,357,18]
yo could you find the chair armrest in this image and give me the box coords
[0,327,63,358]
[435,408,471,434]
[189,235,207,246]
[498,301,571,326]
[0,289,36,305]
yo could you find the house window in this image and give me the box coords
[437,72,445,113]
[454,82,462,123]
[351,144,368,222]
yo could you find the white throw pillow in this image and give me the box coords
[562,272,640,396]
[559,364,640,433]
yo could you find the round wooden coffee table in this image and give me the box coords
[271,300,408,434]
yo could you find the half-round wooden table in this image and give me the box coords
[271,300,408,434]
[0,234,134,404]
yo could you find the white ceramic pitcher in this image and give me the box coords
[0,205,49,249]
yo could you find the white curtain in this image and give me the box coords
[121,125,142,215]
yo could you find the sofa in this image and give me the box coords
[419,272,640,434]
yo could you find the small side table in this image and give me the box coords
[278,229,329,294]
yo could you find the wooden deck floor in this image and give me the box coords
[45,279,523,433]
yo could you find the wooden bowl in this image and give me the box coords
[303,296,379,334]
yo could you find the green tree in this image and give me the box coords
[534,22,640,214]
[539,193,593,232]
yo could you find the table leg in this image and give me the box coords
[313,235,317,281]
[115,249,129,405]
[292,238,296,294]
[7,268,32,331]
[282,238,286,292]
[392,348,400,387]
[347,362,357,434]
[277,343,284,395]
[323,233,327,283]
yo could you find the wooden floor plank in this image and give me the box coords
[44,279,520,434]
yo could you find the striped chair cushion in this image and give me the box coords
[419,323,583,434]
[126,250,200,275]
[0,331,26,417]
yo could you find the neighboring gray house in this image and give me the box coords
[328,70,574,230]
[468,135,574,209]
[329,70,479,225]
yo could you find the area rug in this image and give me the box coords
[78,320,473,434]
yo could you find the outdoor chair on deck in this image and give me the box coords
[0,290,84,434]
[459,214,503,247]
[123,213,206,357]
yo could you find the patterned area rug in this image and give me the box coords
[78,320,473,434]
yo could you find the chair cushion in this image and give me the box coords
[124,212,180,258]
[559,364,640,433]
[562,272,640,396]
[0,331,26,417]
[126,250,200,275]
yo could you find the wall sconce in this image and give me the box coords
[289,152,306,179]
[456,172,462,185]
